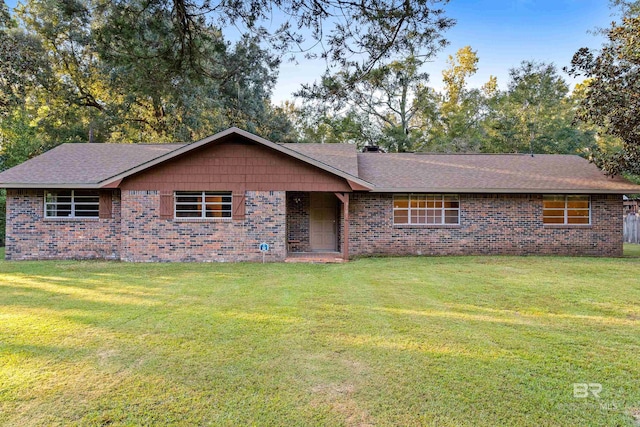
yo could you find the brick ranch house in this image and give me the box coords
[1,127,639,262]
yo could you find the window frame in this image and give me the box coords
[44,190,100,219]
[542,195,591,226]
[393,194,460,226]
[174,191,233,220]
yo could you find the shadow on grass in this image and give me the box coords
[0,274,163,311]
[0,342,92,361]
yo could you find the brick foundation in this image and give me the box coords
[348,193,623,257]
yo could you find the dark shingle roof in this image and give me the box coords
[280,143,359,176]
[0,143,184,185]
[0,129,639,194]
[357,153,640,193]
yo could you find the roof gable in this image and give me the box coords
[120,136,355,192]
[101,128,372,190]
[0,128,371,190]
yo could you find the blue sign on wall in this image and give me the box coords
[259,242,270,252]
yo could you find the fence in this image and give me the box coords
[624,215,640,243]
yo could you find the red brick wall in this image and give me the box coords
[285,192,311,252]
[5,189,121,260]
[120,190,286,262]
[4,190,624,261]
[348,193,623,257]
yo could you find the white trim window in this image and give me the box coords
[543,195,591,225]
[44,190,100,218]
[175,191,232,219]
[393,194,460,225]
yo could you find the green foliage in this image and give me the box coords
[424,46,486,152]
[7,0,289,145]
[567,3,640,175]
[292,106,374,146]
[0,5,52,114]
[482,61,596,155]
[441,46,479,115]
[252,0,454,90]
[297,46,597,156]
[297,56,438,151]
[94,0,455,87]
[0,108,41,171]
[1,0,455,160]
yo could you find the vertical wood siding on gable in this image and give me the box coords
[119,139,352,192]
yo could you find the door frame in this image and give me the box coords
[309,192,338,252]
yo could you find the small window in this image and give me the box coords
[543,195,590,225]
[44,190,100,218]
[175,191,232,219]
[393,194,460,225]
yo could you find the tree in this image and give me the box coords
[0,2,51,115]
[3,0,456,150]
[484,61,595,154]
[425,46,487,152]
[138,0,454,83]
[297,56,437,152]
[566,3,640,175]
[10,0,292,143]
[0,2,55,169]
[441,46,479,115]
[290,105,375,146]
[57,0,454,104]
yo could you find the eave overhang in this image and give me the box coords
[1,183,102,189]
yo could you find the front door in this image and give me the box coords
[310,193,338,251]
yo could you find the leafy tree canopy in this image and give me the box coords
[0,0,297,160]
[201,0,454,76]
[296,55,438,152]
[567,1,640,175]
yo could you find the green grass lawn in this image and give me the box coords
[1,251,639,426]
[624,243,640,258]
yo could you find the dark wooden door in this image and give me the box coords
[310,193,337,251]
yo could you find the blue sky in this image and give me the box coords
[5,0,617,104]
[276,0,617,104]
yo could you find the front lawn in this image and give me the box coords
[0,254,639,426]
[624,243,640,258]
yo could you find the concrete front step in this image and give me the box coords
[284,252,345,263]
